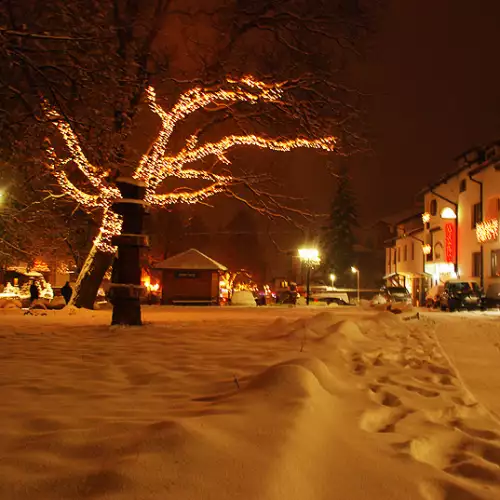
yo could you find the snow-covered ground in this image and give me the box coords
[1,305,500,500]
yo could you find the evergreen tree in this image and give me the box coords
[322,167,358,285]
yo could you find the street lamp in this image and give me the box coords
[298,248,320,305]
[330,273,336,289]
[351,266,360,304]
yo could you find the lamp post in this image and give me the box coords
[351,266,360,304]
[298,248,320,305]
[330,273,336,289]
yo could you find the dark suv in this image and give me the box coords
[439,280,485,311]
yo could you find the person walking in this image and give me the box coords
[61,281,73,304]
[29,281,39,304]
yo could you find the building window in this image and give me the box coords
[472,203,482,229]
[398,247,401,262]
[411,242,415,260]
[491,250,500,277]
[459,179,467,192]
[430,199,437,216]
[393,249,396,265]
[486,197,500,220]
[472,252,481,277]
[403,245,407,261]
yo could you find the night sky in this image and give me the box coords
[349,0,500,222]
[241,0,500,278]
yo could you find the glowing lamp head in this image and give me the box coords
[422,244,432,255]
[299,248,320,261]
[351,266,358,274]
[330,273,336,281]
[440,207,457,219]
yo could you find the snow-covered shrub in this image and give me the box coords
[371,294,387,306]
[231,290,257,307]
[296,295,306,306]
[31,299,49,310]
[4,299,22,309]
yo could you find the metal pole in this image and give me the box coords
[306,265,311,305]
[357,272,360,303]
[469,174,484,287]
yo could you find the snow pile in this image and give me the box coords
[230,290,256,306]
[0,306,500,499]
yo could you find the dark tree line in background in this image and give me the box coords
[0,0,381,308]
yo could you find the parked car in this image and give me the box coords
[425,285,444,308]
[484,283,500,309]
[439,280,485,311]
[310,291,350,306]
[379,286,412,307]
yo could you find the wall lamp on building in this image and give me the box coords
[422,244,432,255]
[440,207,457,219]
[298,248,320,306]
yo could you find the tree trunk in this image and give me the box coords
[109,177,148,326]
[69,244,114,309]
[70,246,111,309]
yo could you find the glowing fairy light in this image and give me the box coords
[93,210,123,253]
[44,76,336,252]
[476,219,499,243]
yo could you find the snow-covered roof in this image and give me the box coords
[155,248,227,271]
[6,266,44,277]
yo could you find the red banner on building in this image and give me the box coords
[445,222,456,263]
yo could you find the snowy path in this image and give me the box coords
[1,306,500,499]
[431,312,500,424]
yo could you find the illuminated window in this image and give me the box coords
[491,250,500,277]
[430,199,437,216]
[485,197,500,220]
[472,252,481,277]
[472,203,482,229]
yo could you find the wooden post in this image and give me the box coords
[109,177,149,326]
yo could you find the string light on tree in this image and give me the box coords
[44,76,336,254]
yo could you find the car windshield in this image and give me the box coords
[387,287,409,295]
[449,282,480,293]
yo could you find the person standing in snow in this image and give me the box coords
[61,282,73,304]
[29,281,39,304]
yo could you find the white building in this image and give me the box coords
[384,211,427,304]
[385,140,500,303]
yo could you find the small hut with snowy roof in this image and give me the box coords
[155,248,227,305]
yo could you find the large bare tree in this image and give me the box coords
[0,0,380,322]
